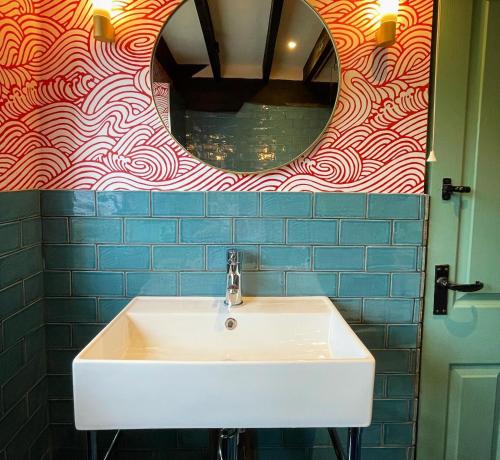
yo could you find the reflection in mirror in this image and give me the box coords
[152,0,339,173]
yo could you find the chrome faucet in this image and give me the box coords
[225,250,243,306]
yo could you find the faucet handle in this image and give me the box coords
[227,249,240,264]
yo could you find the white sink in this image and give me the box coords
[73,297,375,430]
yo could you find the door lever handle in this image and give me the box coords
[436,277,484,292]
[433,264,484,315]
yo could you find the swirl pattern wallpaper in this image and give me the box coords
[0,0,432,192]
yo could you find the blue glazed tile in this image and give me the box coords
[367,194,420,219]
[125,218,176,243]
[47,349,78,374]
[99,245,150,270]
[261,192,313,217]
[0,283,24,319]
[384,423,414,445]
[180,218,231,243]
[414,299,422,322]
[42,218,68,243]
[98,298,129,322]
[363,299,414,323]
[282,428,316,446]
[372,399,410,422]
[45,298,97,322]
[358,447,408,460]
[340,220,390,245]
[244,272,285,296]
[97,191,150,216]
[180,272,226,296]
[361,424,383,447]
[287,220,338,244]
[4,300,44,347]
[367,247,417,272]
[315,193,366,218]
[0,191,40,222]
[127,272,177,296]
[207,246,258,271]
[153,246,204,270]
[372,350,411,373]
[351,325,386,348]
[373,375,385,398]
[286,272,337,296]
[46,324,71,348]
[41,191,95,216]
[0,223,21,255]
[178,430,210,448]
[420,195,429,220]
[207,192,259,216]
[21,218,42,246]
[44,272,71,297]
[0,246,43,290]
[235,219,284,244]
[72,272,124,296]
[388,325,418,348]
[387,375,416,397]
[339,274,390,297]
[261,193,312,217]
[261,246,311,270]
[314,247,365,271]
[331,298,363,322]
[71,218,122,243]
[255,429,283,448]
[391,273,422,297]
[44,245,96,270]
[152,192,205,216]
[72,324,105,348]
[417,246,425,272]
[24,273,44,304]
[393,221,424,244]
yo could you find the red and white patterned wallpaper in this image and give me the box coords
[0,0,432,192]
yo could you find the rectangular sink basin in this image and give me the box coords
[73,297,375,430]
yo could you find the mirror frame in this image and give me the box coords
[150,0,342,174]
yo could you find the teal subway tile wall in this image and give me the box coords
[0,191,49,460]
[1,191,428,460]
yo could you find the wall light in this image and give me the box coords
[93,0,115,43]
[287,41,297,50]
[376,0,398,47]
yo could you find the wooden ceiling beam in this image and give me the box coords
[155,36,207,83]
[262,0,284,82]
[303,29,334,83]
[194,0,221,80]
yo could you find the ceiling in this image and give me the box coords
[161,0,339,82]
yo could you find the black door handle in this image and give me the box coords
[436,277,484,292]
[434,264,484,315]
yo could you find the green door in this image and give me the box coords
[417,0,500,458]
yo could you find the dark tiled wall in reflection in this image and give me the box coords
[41,191,427,460]
[186,104,332,171]
[0,191,49,459]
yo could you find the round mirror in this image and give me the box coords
[151,0,339,173]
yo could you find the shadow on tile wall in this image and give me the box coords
[0,191,49,459]
[2,190,427,459]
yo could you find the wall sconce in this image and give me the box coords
[93,0,115,43]
[376,0,399,47]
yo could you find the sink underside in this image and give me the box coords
[73,297,375,430]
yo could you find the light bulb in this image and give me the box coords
[376,0,398,46]
[287,41,297,50]
[93,0,113,15]
[379,0,399,18]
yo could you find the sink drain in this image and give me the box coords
[225,318,237,330]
